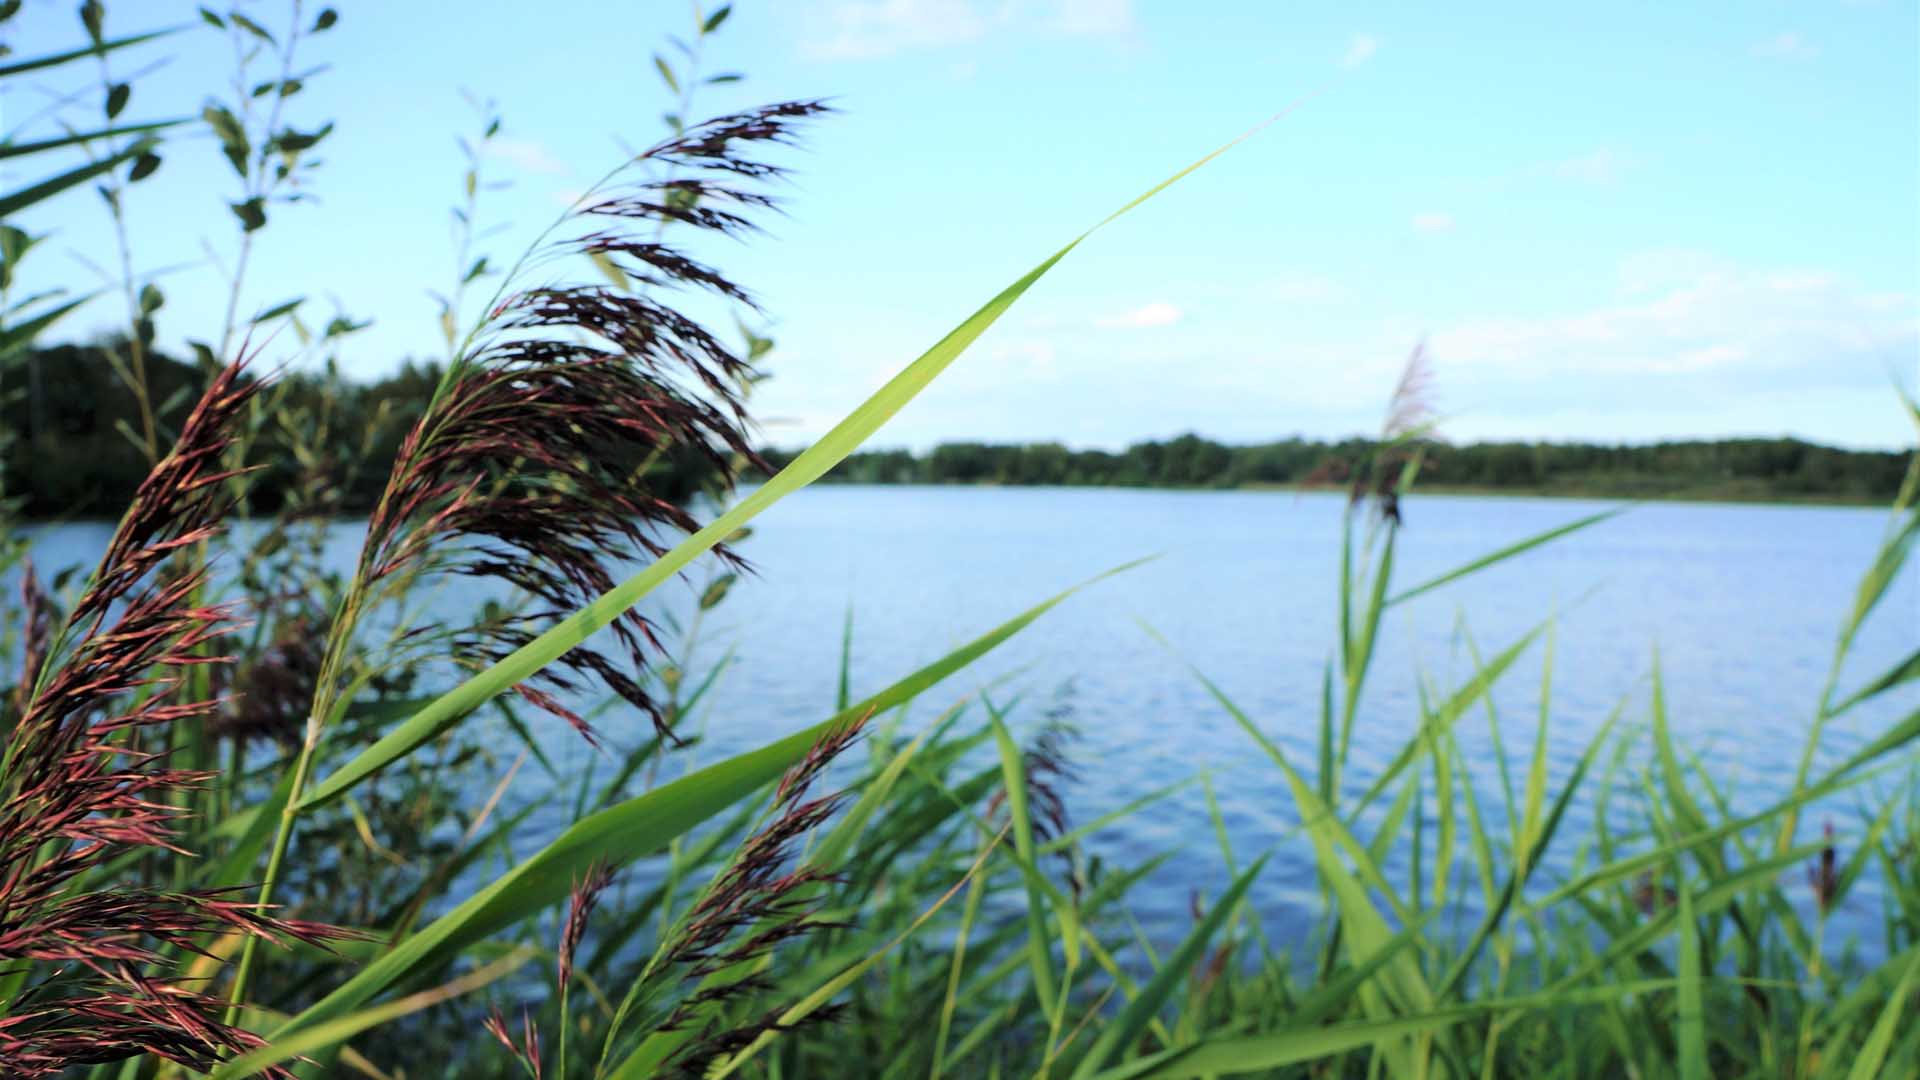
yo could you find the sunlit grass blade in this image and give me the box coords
[299,104,1277,812]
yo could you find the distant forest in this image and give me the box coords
[768,436,1909,502]
[2,341,1909,517]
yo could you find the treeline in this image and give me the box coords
[763,432,1911,502]
[4,342,1907,516]
[0,342,720,517]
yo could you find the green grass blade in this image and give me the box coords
[1386,508,1625,608]
[1676,872,1707,1080]
[1068,856,1268,1079]
[299,107,1272,812]
[270,568,1131,1042]
[1845,944,1920,1080]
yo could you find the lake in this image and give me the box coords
[16,485,1918,955]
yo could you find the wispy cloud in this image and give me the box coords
[1340,33,1379,68]
[1752,32,1819,60]
[485,137,572,177]
[1097,300,1183,329]
[1411,212,1455,233]
[1546,147,1634,185]
[1431,254,1915,379]
[800,0,1134,61]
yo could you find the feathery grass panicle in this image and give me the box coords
[357,100,831,744]
[0,359,351,1078]
[655,713,868,1074]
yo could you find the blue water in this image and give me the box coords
[16,486,1918,958]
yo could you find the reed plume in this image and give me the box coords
[355,100,830,746]
[0,361,351,1078]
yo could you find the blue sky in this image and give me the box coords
[5,1,1917,450]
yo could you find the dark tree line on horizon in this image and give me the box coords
[1,340,1908,518]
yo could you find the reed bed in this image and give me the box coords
[2,5,1916,1077]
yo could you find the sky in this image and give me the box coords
[4,0,1917,451]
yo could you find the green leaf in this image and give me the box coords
[203,104,250,176]
[79,0,103,45]
[128,151,160,181]
[312,7,337,31]
[230,197,266,232]
[199,7,225,28]
[1387,507,1626,607]
[138,282,163,315]
[251,296,303,322]
[0,136,157,217]
[0,120,178,161]
[699,572,736,610]
[654,53,680,94]
[1828,647,1920,716]
[229,11,275,44]
[990,710,1058,1015]
[0,27,175,79]
[1676,872,1707,1080]
[104,81,129,119]
[1069,856,1268,1078]
[1846,949,1920,1080]
[707,72,744,84]
[701,4,731,33]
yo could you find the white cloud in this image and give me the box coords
[1340,33,1379,68]
[485,137,572,177]
[1430,254,1915,380]
[1547,147,1633,185]
[1267,274,1341,303]
[1752,32,1819,60]
[1054,0,1133,35]
[801,0,1133,61]
[1411,212,1455,233]
[1097,300,1183,329]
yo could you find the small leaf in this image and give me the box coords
[203,104,250,177]
[188,340,217,367]
[323,314,369,338]
[587,249,629,290]
[230,12,275,44]
[662,112,683,134]
[78,1,103,46]
[104,81,129,119]
[198,6,224,28]
[229,197,266,232]
[462,256,489,284]
[653,53,679,93]
[701,4,731,33]
[127,151,160,181]
[278,78,302,96]
[312,7,337,31]
[699,573,737,610]
[252,296,303,322]
[463,168,475,199]
[706,72,743,84]
[138,282,163,314]
[0,0,22,22]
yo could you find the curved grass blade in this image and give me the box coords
[299,101,1289,812]
[1386,508,1625,608]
